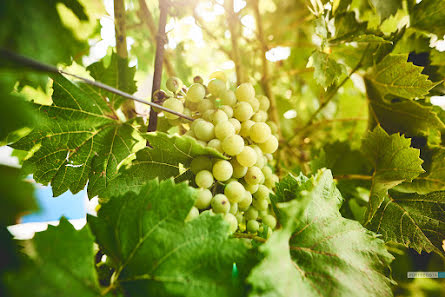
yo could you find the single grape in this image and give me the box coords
[235,83,255,101]
[247,97,260,112]
[244,183,259,194]
[262,166,273,178]
[254,185,270,201]
[229,202,238,215]
[224,213,238,233]
[257,95,270,111]
[212,109,229,124]
[185,207,199,222]
[244,166,264,185]
[239,120,254,137]
[234,102,254,122]
[247,220,260,233]
[258,210,269,218]
[186,83,206,103]
[208,78,226,96]
[190,156,213,174]
[202,109,215,122]
[220,105,233,118]
[222,135,244,156]
[229,118,241,134]
[224,180,245,203]
[207,139,223,152]
[166,77,183,93]
[195,170,214,188]
[209,71,227,82]
[265,174,279,189]
[259,135,279,154]
[220,90,237,106]
[163,98,184,119]
[262,214,277,229]
[238,191,253,211]
[200,209,215,216]
[255,155,266,169]
[193,120,215,141]
[252,110,268,122]
[211,194,230,213]
[195,188,213,209]
[212,160,233,181]
[197,99,215,114]
[235,212,244,224]
[231,158,248,178]
[249,122,272,143]
[245,207,259,220]
[236,146,257,167]
[253,198,268,211]
[265,153,273,162]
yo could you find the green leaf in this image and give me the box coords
[361,126,424,224]
[87,53,137,109]
[368,191,445,257]
[10,74,139,197]
[0,0,88,88]
[308,50,347,89]
[411,0,445,37]
[248,169,394,297]
[332,12,367,41]
[369,0,402,21]
[89,179,255,297]
[4,218,107,297]
[366,54,435,100]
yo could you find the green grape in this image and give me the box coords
[186,83,206,102]
[252,110,268,122]
[190,156,213,174]
[193,120,215,141]
[222,135,244,156]
[195,188,213,209]
[236,146,257,167]
[224,213,238,233]
[265,174,279,189]
[229,202,238,215]
[209,71,227,82]
[247,97,260,112]
[247,220,259,233]
[255,155,266,169]
[244,183,259,194]
[195,170,214,188]
[224,180,245,203]
[208,78,226,96]
[265,153,273,162]
[253,198,268,211]
[245,207,258,220]
[257,95,270,111]
[202,109,215,121]
[197,99,215,114]
[211,194,230,213]
[214,122,234,141]
[163,98,184,119]
[185,207,199,222]
[212,109,229,124]
[207,139,222,152]
[239,120,254,137]
[262,214,277,229]
[180,108,193,123]
[196,140,207,146]
[212,160,233,181]
[166,77,183,93]
[244,166,264,185]
[238,191,253,211]
[231,158,247,178]
[235,83,255,101]
[258,210,268,218]
[233,102,254,122]
[200,209,215,216]
[249,122,271,143]
[220,90,237,106]
[254,185,270,201]
[259,135,279,154]
[235,212,244,224]
[229,118,241,134]
[220,105,233,118]
[266,120,278,134]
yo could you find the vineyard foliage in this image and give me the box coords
[0,0,445,296]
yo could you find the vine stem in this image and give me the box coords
[334,174,372,180]
[225,0,244,84]
[146,0,169,145]
[0,49,194,121]
[233,232,267,243]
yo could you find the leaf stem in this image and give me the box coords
[334,174,372,180]
[233,232,267,243]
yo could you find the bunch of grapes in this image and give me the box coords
[161,71,279,236]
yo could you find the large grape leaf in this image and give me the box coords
[368,191,445,257]
[410,0,445,37]
[10,74,139,197]
[4,218,110,297]
[369,0,402,21]
[308,50,347,88]
[361,126,424,224]
[87,53,137,109]
[365,54,436,100]
[88,179,256,297]
[0,0,88,88]
[248,169,394,297]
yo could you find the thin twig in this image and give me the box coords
[334,174,372,180]
[233,232,267,243]
[0,49,194,121]
[225,0,244,84]
[147,0,169,144]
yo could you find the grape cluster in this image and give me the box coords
[161,72,279,236]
